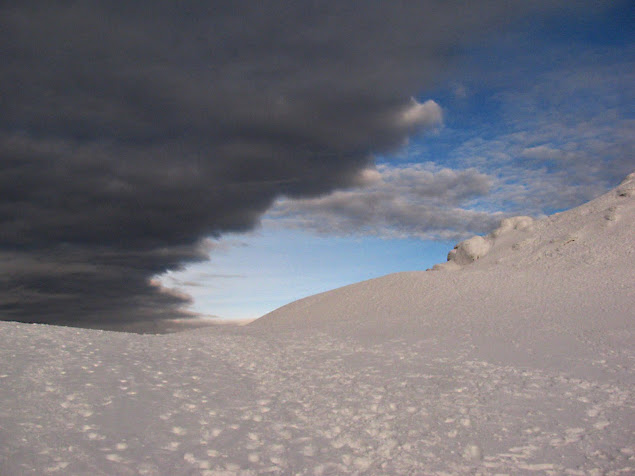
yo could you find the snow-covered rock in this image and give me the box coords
[436,215,535,269]
[446,234,492,265]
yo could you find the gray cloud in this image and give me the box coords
[267,166,500,240]
[0,1,606,328]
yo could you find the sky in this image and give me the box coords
[1,1,633,329]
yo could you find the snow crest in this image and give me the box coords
[616,171,635,197]
[434,215,534,270]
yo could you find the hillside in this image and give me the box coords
[252,173,635,371]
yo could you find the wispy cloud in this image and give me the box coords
[267,165,500,240]
[409,44,634,217]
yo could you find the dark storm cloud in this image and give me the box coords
[0,1,605,328]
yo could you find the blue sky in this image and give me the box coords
[162,5,634,321]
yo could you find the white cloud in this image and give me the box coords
[397,99,443,130]
[520,145,566,161]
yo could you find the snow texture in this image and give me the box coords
[439,215,534,269]
[1,173,634,475]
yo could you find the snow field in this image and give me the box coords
[1,322,633,475]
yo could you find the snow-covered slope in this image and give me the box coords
[1,174,633,475]
[253,173,635,368]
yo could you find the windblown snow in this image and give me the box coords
[1,174,634,475]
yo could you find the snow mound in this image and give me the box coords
[490,215,534,237]
[446,235,491,265]
[433,215,534,270]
